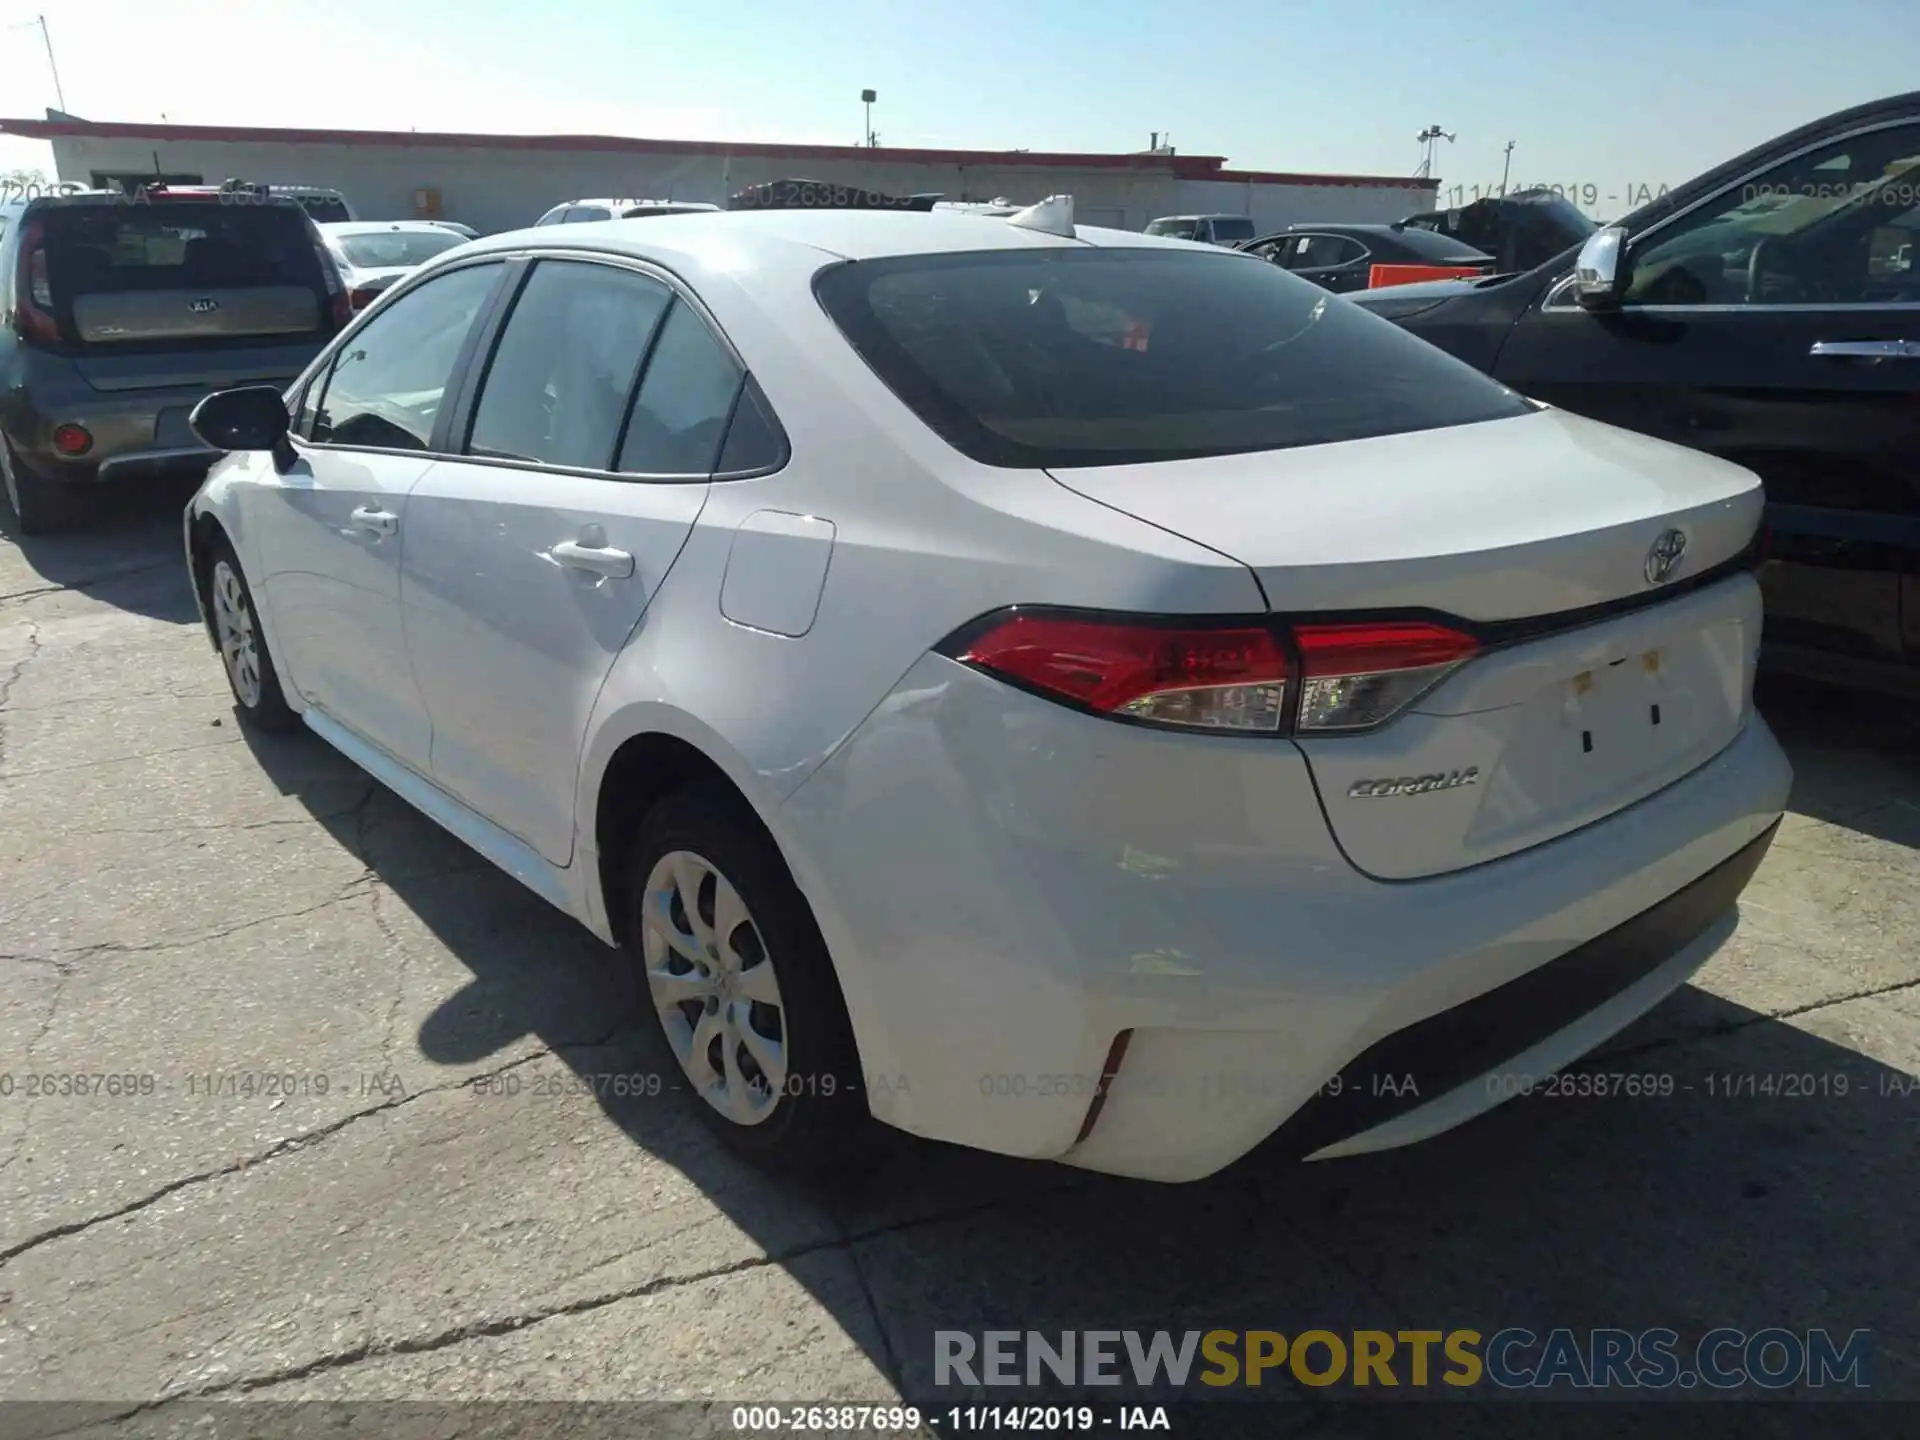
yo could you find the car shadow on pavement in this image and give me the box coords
[0,478,204,621]
[234,689,1917,1438]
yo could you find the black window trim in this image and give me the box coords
[1539,114,1920,315]
[290,255,515,460]
[435,247,789,486]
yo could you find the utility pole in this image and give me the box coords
[860,88,877,148]
[1500,140,1515,195]
[37,15,65,112]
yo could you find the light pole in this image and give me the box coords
[1415,124,1455,179]
[861,88,876,148]
[1500,140,1515,196]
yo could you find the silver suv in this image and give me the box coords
[0,186,349,533]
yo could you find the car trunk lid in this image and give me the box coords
[1049,407,1765,878]
[28,200,338,384]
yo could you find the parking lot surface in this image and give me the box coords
[1,491,1916,1435]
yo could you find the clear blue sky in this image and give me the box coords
[3,0,1917,213]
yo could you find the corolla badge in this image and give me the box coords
[188,297,220,314]
[1348,768,1480,799]
[1645,528,1687,586]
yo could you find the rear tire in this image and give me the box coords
[1,438,85,536]
[206,535,297,731]
[623,786,870,1174]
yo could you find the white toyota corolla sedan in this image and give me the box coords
[182,199,1791,1183]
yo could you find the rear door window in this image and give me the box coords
[467,259,672,469]
[616,301,744,475]
[814,247,1533,468]
[35,201,333,351]
[1209,217,1256,244]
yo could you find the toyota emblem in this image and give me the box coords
[1645,528,1687,586]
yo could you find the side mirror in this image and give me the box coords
[1573,226,1629,310]
[191,385,292,460]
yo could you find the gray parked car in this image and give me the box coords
[0,185,350,533]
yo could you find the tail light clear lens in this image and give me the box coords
[952,613,1292,733]
[944,610,1480,737]
[1292,621,1479,732]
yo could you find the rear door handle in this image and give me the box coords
[1809,339,1920,361]
[349,505,398,537]
[551,539,635,579]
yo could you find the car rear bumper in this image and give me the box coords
[776,653,1793,1182]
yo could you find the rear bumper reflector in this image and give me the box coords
[1266,817,1780,1160]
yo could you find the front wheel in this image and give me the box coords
[624,788,869,1172]
[206,536,296,730]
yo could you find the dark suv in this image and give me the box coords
[0,185,350,533]
[1350,92,1920,696]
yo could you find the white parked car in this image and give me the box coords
[182,201,1790,1183]
[317,220,472,309]
[534,198,721,226]
[1144,213,1257,246]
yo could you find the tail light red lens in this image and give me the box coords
[348,287,380,312]
[944,610,1480,737]
[15,221,62,345]
[953,613,1292,733]
[1292,621,1479,732]
[51,423,93,456]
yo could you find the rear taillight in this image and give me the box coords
[348,287,380,312]
[1292,621,1479,733]
[312,237,352,329]
[15,220,61,345]
[951,612,1291,733]
[942,610,1479,737]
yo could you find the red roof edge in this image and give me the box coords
[0,117,1430,188]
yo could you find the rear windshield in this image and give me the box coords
[41,205,320,279]
[1209,217,1255,242]
[813,247,1533,468]
[336,230,465,269]
[1392,227,1492,262]
[32,202,332,349]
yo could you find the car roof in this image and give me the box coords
[458,208,1204,264]
[319,220,461,236]
[1150,214,1243,222]
[1283,223,1410,236]
[560,199,720,211]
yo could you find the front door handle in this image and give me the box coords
[349,505,398,537]
[551,539,635,579]
[1809,339,1920,361]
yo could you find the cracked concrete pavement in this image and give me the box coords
[1,491,1917,1435]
